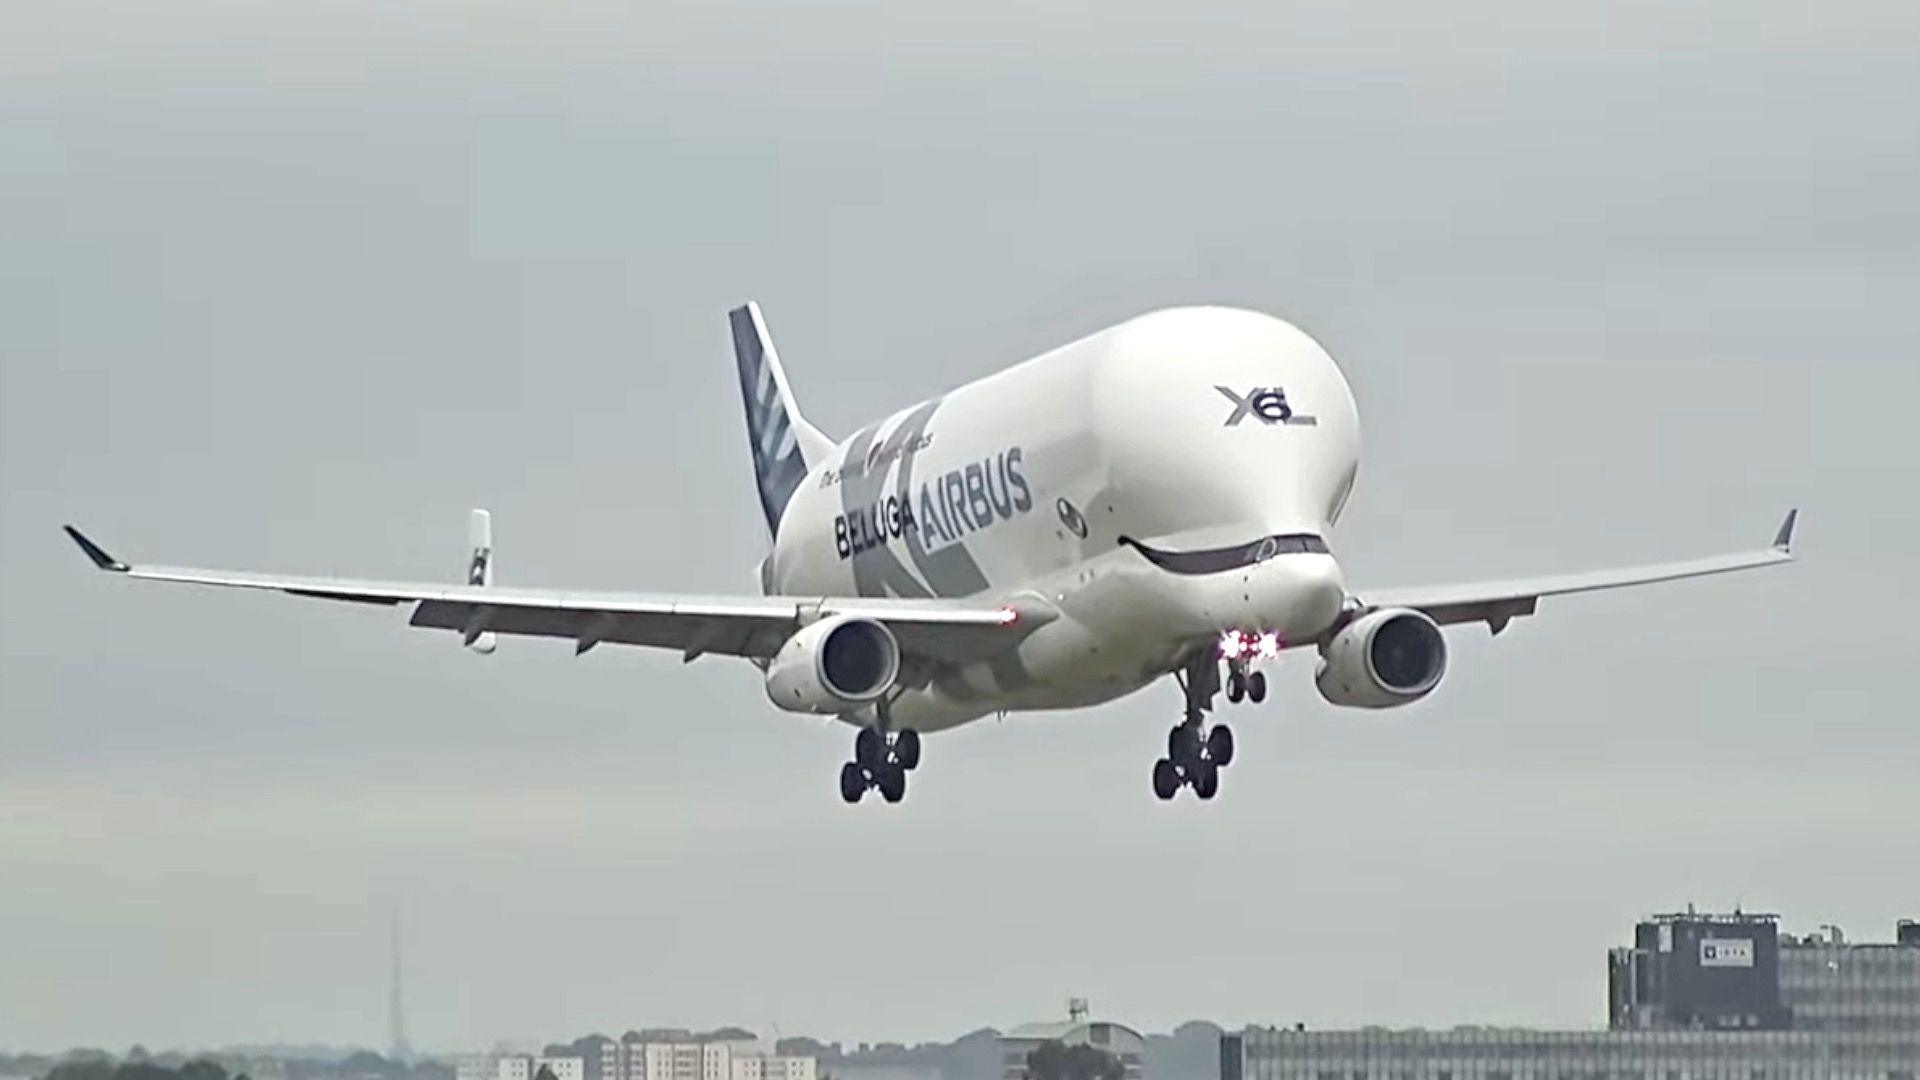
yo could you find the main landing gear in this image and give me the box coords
[840,724,921,804]
[1153,645,1261,801]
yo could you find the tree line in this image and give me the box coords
[42,1058,245,1080]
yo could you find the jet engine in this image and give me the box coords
[1315,607,1447,708]
[764,615,902,714]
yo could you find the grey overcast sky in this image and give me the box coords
[3,0,1917,1056]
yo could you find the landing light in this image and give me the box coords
[1218,629,1249,659]
[1219,629,1283,660]
[996,607,1020,625]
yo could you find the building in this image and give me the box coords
[547,1038,618,1080]
[612,1033,812,1080]
[1609,909,1791,1030]
[453,1055,501,1080]
[538,1058,588,1080]
[496,1056,586,1080]
[1609,912,1920,1034]
[1780,924,1920,1032]
[1227,910,1920,1080]
[729,1055,817,1080]
[999,1004,1145,1080]
[1224,1027,1920,1080]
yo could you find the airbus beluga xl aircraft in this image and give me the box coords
[65,304,1797,803]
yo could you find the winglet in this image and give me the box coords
[1771,508,1799,553]
[63,525,130,572]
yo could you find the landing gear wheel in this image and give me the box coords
[1207,724,1235,767]
[1169,723,1201,766]
[855,727,884,769]
[875,764,907,804]
[894,729,922,771]
[1191,761,1220,800]
[839,762,866,804]
[1152,759,1180,800]
[1247,670,1268,703]
[1226,671,1246,703]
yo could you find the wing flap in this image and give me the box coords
[408,600,790,658]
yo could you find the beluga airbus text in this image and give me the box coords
[65,304,1797,803]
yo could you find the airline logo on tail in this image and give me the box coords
[730,304,813,535]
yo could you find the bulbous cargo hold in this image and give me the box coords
[767,306,1363,604]
[764,615,901,713]
[1316,608,1448,708]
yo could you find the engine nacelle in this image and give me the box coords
[764,615,902,714]
[1316,607,1448,708]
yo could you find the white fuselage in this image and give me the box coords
[768,306,1361,731]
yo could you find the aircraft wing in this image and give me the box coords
[61,526,1036,663]
[1356,510,1797,633]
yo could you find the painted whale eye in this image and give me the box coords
[1056,498,1089,539]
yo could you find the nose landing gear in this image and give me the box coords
[1224,668,1267,704]
[840,725,920,804]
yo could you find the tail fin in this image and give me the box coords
[728,302,833,538]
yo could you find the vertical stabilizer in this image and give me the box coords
[729,302,833,538]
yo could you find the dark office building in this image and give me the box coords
[1610,910,1791,1031]
[1779,923,1920,1032]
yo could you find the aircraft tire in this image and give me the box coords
[1226,671,1245,703]
[855,726,884,769]
[839,762,867,804]
[895,729,922,771]
[876,763,907,804]
[1152,758,1180,800]
[1247,671,1268,703]
[1192,761,1220,800]
[1207,724,1235,767]
[1169,723,1201,766]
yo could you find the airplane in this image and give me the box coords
[64,304,1797,804]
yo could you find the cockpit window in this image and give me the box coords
[1118,532,1329,574]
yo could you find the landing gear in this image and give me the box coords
[1155,718,1229,800]
[1225,664,1268,705]
[1154,632,1275,800]
[1153,650,1238,801]
[840,721,920,804]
